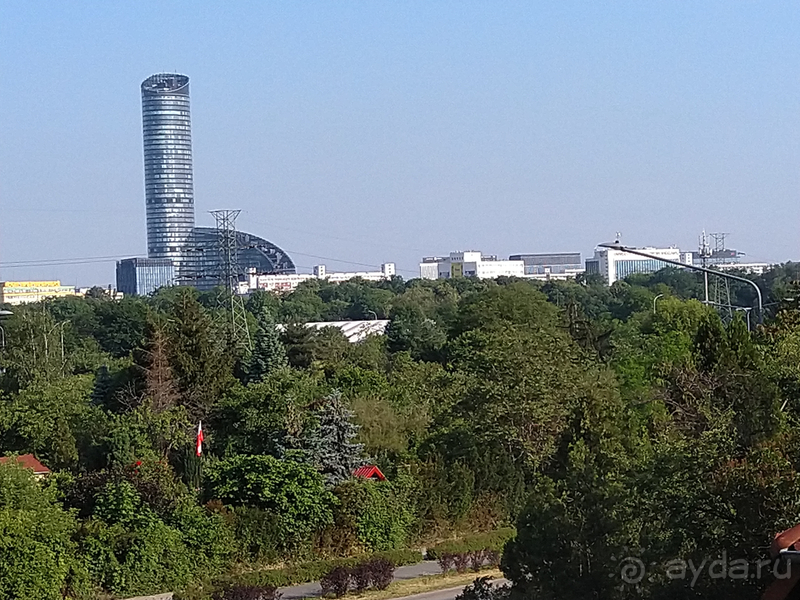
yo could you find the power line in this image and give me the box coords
[0,254,138,268]
[0,252,419,276]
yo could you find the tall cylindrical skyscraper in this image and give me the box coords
[141,73,195,270]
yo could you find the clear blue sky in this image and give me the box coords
[1,1,798,285]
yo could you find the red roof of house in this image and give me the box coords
[353,465,386,481]
[0,454,51,475]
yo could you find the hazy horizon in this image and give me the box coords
[1,2,798,286]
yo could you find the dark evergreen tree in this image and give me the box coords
[280,323,317,369]
[166,289,233,415]
[91,365,113,407]
[244,310,287,384]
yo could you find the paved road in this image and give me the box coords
[383,578,510,600]
[280,560,444,599]
[122,562,507,600]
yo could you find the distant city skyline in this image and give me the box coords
[1,2,797,286]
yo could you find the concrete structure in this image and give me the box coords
[245,263,395,293]
[419,251,525,280]
[0,281,76,305]
[141,74,196,273]
[277,320,390,343]
[585,246,693,284]
[116,257,176,296]
[510,252,584,281]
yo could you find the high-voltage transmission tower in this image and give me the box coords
[210,210,251,350]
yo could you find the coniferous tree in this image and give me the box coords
[144,324,180,412]
[244,310,287,384]
[167,289,233,415]
[299,391,365,486]
[91,364,113,407]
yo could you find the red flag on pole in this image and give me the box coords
[196,421,204,457]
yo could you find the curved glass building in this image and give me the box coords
[184,227,297,290]
[141,73,195,270]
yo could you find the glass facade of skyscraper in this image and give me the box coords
[141,73,195,272]
[116,257,176,296]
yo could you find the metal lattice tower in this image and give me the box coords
[210,210,251,350]
[709,233,733,320]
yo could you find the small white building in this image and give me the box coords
[712,262,771,275]
[245,263,396,294]
[419,251,525,280]
[586,246,693,284]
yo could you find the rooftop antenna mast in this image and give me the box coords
[699,230,711,303]
[210,209,251,350]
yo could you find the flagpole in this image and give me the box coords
[195,421,204,492]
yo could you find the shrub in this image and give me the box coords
[330,479,415,553]
[367,557,394,590]
[229,506,282,563]
[470,549,486,572]
[320,566,351,598]
[454,552,470,573]
[485,549,501,567]
[456,576,511,600]
[438,552,455,574]
[0,463,89,600]
[203,549,419,591]
[204,455,336,549]
[351,563,371,593]
[426,528,516,560]
[169,500,237,574]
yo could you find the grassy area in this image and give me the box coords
[304,569,504,600]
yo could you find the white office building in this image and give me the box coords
[585,246,693,284]
[419,251,525,280]
[244,263,396,293]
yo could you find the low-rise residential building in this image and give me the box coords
[245,263,396,293]
[0,454,51,479]
[0,281,76,305]
[419,251,525,280]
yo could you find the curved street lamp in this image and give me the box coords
[653,293,664,314]
[599,243,764,324]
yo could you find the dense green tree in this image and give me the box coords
[211,369,326,457]
[204,454,335,544]
[243,310,287,384]
[165,289,234,415]
[0,462,88,600]
[386,305,446,361]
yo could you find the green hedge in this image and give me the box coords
[175,548,422,599]
[425,528,516,560]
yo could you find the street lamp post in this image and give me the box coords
[44,321,68,364]
[653,293,664,314]
[0,310,12,350]
[598,243,764,324]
